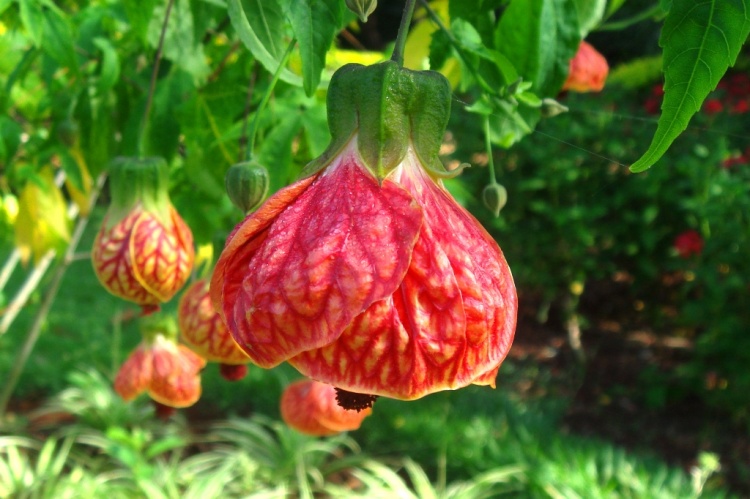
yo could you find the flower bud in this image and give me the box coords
[482,183,507,217]
[541,98,569,118]
[92,157,194,310]
[345,0,377,22]
[225,161,270,213]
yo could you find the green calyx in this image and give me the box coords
[302,61,457,181]
[107,157,172,226]
[140,312,179,344]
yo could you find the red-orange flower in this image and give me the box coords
[211,62,517,402]
[114,314,206,408]
[178,278,250,380]
[212,146,516,400]
[280,379,371,436]
[562,41,609,93]
[92,157,194,311]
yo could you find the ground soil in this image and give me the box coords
[508,283,750,495]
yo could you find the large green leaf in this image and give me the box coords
[149,0,209,84]
[41,4,79,74]
[494,0,580,97]
[228,0,303,86]
[630,0,750,172]
[18,0,44,47]
[258,112,303,192]
[284,0,342,96]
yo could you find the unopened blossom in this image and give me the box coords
[211,62,517,404]
[178,278,250,381]
[115,314,206,408]
[562,41,609,93]
[280,380,371,436]
[92,157,194,313]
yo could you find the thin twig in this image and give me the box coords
[138,0,175,157]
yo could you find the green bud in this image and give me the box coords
[345,0,377,22]
[482,183,507,217]
[541,98,569,118]
[225,161,270,214]
[57,119,79,147]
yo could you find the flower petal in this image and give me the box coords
[224,147,423,367]
[291,151,516,399]
[92,208,159,305]
[210,176,316,329]
[114,344,153,401]
[130,207,194,303]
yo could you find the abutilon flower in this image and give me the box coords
[178,278,250,381]
[562,41,609,93]
[211,62,517,404]
[280,379,371,436]
[114,314,206,408]
[92,157,194,313]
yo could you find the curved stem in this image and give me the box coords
[246,39,296,161]
[484,115,498,184]
[138,0,175,158]
[390,0,418,67]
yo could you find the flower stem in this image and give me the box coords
[484,115,498,184]
[138,0,175,158]
[246,39,297,161]
[390,0,418,67]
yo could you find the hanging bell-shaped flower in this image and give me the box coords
[92,157,194,312]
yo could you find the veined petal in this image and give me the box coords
[401,151,517,388]
[114,344,153,401]
[224,142,423,368]
[292,149,517,399]
[210,176,316,327]
[130,207,194,303]
[92,208,160,305]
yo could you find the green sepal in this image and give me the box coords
[140,313,179,344]
[301,61,458,181]
[107,157,172,227]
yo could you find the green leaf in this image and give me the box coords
[451,18,518,90]
[573,0,607,36]
[489,100,541,148]
[228,0,303,86]
[123,0,158,44]
[149,0,209,84]
[18,0,44,47]
[495,0,580,96]
[0,0,13,16]
[41,3,79,73]
[92,37,120,95]
[284,0,342,96]
[258,112,303,192]
[630,0,750,172]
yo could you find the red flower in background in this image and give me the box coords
[280,380,371,436]
[703,99,724,115]
[673,230,704,259]
[562,41,609,93]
